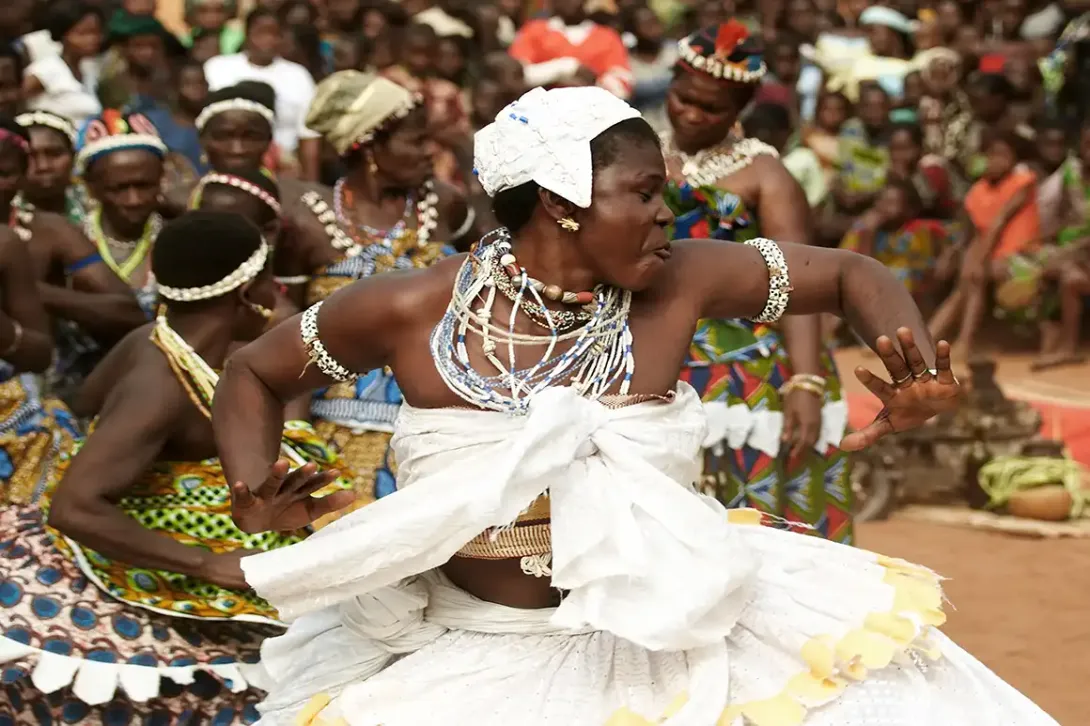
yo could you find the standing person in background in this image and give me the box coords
[23,0,104,124]
[182,0,244,55]
[204,6,321,180]
[508,0,633,98]
[661,22,853,543]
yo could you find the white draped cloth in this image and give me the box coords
[243,383,1058,726]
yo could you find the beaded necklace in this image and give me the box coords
[431,230,634,414]
[9,188,89,243]
[660,131,778,187]
[150,314,309,466]
[84,207,162,283]
[332,177,439,250]
[488,232,595,331]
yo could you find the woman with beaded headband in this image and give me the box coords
[190,167,301,328]
[0,211,355,723]
[212,86,1050,725]
[0,117,78,506]
[75,110,170,320]
[662,21,855,544]
[269,69,475,524]
[5,112,148,406]
[13,110,89,226]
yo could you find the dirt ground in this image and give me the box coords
[859,521,1089,724]
[835,347,1090,725]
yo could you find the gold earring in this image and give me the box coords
[367,153,378,175]
[558,217,580,232]
[248,301,274,320]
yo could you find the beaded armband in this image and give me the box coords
[745,238,791,323]
[300,302,358,382]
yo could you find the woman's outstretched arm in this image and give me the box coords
[684,239,938,364]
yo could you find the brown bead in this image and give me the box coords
[543,284,563,301]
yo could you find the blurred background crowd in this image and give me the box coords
[4,0,1090,369]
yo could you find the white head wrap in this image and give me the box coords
[472,86,642,209]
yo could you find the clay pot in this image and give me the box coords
[1007,486,1073,522]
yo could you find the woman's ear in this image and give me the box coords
[538,188,576,223]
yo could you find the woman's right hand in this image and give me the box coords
[230,460,357,534]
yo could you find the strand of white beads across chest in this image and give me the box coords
[431,230,634,414]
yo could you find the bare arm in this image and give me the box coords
[0,231,54,372]
[752,158,822,377]
[36,217,147,337]
[48,375,217,578]
[686,240,937,364]
[213,268,423,492]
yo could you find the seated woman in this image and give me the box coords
[887,121,965,220]
[840,179,946,304]
[0,119,81,505]
[0,212,354,721]
[928,130,1040,356]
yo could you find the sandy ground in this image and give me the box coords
[835,348,1090,724]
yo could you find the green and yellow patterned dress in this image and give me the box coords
[666,180,854,544]
[0,364,352,724]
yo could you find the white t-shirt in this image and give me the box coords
[203,53,319,154]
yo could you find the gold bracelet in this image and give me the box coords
[779,379,825,398]
[1,320,23,358]
[790,373,826,389]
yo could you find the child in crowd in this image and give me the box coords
[929,130,1040,355]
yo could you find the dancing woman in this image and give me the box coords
[662,22,852,542]
[212,87,1057,725]
[0,212,353,722]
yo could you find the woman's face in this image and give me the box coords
[191,33,222,64]
[64,13,103,59]
[372,109,433,188]
[25,127,73,200]
[888,128,921,174]
[1037,129,1068,169]
[0,58,20,117]
[858,88,891,130]
[936,0,961,38]
[201,111,273,173]
[246,16,282,65]
[984,140,1016,181]
[87,149,163,228]
[361,8,388,38]
[177,65,209,113]
[568,139,674,292]
[435,38,466,83]
[785,0,818,40]
[866,24,901,57]
[902,72,923,107]
[875,184,910,225]
[914,21,941,51]
[769,44,801,84]
[633,7,664,46]
[667,69,750,152]
[192,0,230,31]
[816,94,849,132]
[0,144,26,209]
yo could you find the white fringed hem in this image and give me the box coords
[0,636,266,705]
[702,400,849,457]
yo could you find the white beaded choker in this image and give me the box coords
[195,99,276,131]
[158,240,270,302]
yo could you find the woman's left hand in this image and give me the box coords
[840,328,961,451]
[782,387,822,459]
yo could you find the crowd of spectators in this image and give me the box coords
[3,0,1090,368]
